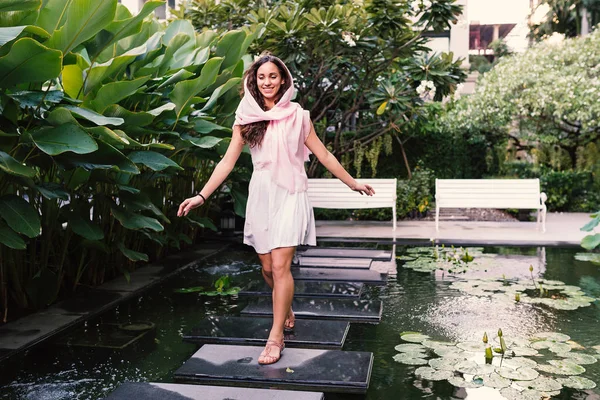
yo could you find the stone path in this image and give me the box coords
[107,244,390,397]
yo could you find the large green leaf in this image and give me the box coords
[8,90,63,108]
[582,234,600,251]
[111,205,163,231]
[34,182,69,200]
[0,0,41,12]
[0,38,62,88]
[63,105,124,126]
[117,242,148,262]
[31,123,98,155]
[200,77,241,112]
[68,212,104,240]
[128,151,183,171]
[86,75,150,113]
[231,185,248,218]
[170,57,223,119]
[91,1,163,60]
[0,150,36,178]
[62,64,84,99]
[0,220,26,250]
[194,119,231,134]
[58,140,139,174]
[84,42,148,96]
[215,30,245,70]
[0,195,41,238]
[35,0,71,34]
[581,214,600,232]
[0,25,50,46]
[45,0,116,55]
[186,215,218,231]
[120,191,169,223]
[182,134,223,149]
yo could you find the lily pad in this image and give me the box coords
[400,333,430,343]
[434,347,469,358]
[482,373,512,389]
[456,341,485,352]
[531,332,570,342]
[531,340,572,353]
[414,366,453,381]
[500,388,560,400]
[500,357,538,369]
[548,359,585,375]
[428,357,460,371]
[394,343,427,353]
[510,347,540,357]
[447,376,484,388]
[558,353,597,365]
[455,360,496,375]
[393,353,428,365]
[556,376,597,390]
[496,366,539,381]
[526,376,563,392]
[422,339,454,349]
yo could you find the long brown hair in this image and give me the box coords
[240,55,292,148]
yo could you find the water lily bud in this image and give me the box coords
[483,332,488,343]
[498,328,503,337]
[515,293,521,302]
[529,265,533,272]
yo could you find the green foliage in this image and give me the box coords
[0,0,253,319]
[174,274,241,296]
[530,0,600,41]
[185,0,466,177]
[580,211,600,250]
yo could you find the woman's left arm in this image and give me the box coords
[304,122,375,196]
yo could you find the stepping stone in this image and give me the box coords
[106,382,324,400]
[294,256,372,269]
[174,344,373,394]
[241,298,382,323]
[239,281,363,299]
[297,247,392,261]
[293,268,387,285]
[183,316,349,349]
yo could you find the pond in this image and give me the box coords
[0,243,599,400]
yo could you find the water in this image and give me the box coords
[1,244,599,400]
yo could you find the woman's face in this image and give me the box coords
[256,62,285,102]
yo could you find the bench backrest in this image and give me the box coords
[435,179,542,209]
[307,178,397,209]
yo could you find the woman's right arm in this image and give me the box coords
[177,125,245,217]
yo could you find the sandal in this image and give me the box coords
[284,309,295,332]
[258,339,285,365]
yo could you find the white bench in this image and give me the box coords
[307,178,398,230]
[435,179,548,232]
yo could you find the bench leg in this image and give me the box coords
[536,209,541,230]
[435,206,440,232]
[393,204,397,231]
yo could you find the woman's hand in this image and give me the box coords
[352,183,375,196]
[177,195,204,217]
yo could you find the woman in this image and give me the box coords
[177,55,374,365]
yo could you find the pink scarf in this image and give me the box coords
[234,67,311,194]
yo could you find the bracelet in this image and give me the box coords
[197,193,206,203]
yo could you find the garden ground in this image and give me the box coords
[315,212,589,246]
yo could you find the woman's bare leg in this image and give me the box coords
[258,246,295,364]
[258,252,294,327]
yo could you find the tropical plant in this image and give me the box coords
[185,0,467,177]
[530,0,600,40]
[580,211,600,251]
[174,274,241,296]
[0,0,253,321]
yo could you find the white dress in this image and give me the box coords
[242,120,317,254]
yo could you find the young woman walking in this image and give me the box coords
[177,55,374,365]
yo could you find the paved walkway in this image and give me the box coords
[316,213,591,246]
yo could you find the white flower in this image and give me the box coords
[422,0,432,8]
[453,83,464,100]
[417,80,436,100]
[320,77,332,89]
[410,0,420,12]
[342,32,356,47]
[545,32,565,46]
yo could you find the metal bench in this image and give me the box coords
[435,179,548,232]
[307,178,398,230]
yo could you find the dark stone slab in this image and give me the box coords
[293,268,387,285]
[241,298,382,323]
[297,247,392,261]
[295,257,372,269]
[0,313,82,350]
[56,322,155,350]
[174,344,373,394]
[106,382,324,400]
[239,281,363,299]
[183,316,349,349]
